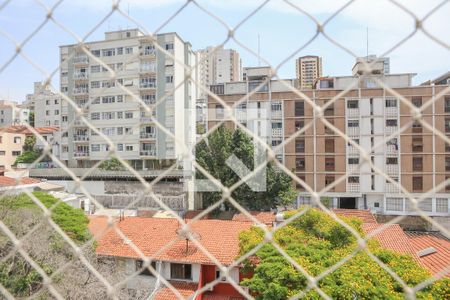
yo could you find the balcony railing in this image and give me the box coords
[272,128,283,137]
[140,149,156,156]
[385,126,398,135]
[346,108,360,118]
[386,164,399,174]
[347,127,360,136]
[140,117,154,123]
[386,183,400,194]
[74,152,89,157]
[347,183,360,193]
[73,55,89,64]
[386,144,398,155]
[73,135,89,141]
[347,146,359,156]
[271,110,282,119]
[140,83,156,89]
[73,72,88,79]
[385,107,398,117]
[73,87,89,95]
[140,132,156,139]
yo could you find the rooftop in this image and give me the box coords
[0,176,40,187]
[153,281,198,300]
[1,125,59,135]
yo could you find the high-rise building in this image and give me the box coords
[25,82,62,127]
[296,55,322,89]
[59,29,196,169]
[196,45,242,98]
[208,65,450,221]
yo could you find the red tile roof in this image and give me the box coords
[153,281,198,300]
[2,125,59,135]
[203,295,245,300]
[332,209,377,223]
[92,217,252,266]
[362,223,417,258]
[0,176,40,187]
[406,231,450,277]
[231,211,275,225]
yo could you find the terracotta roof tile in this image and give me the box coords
[0,176,40,187]
[153,281,198,300]
[203,295,245,300]
[1,125,59,135]
[333,209,377,223]
[92,218,252,266]
[231,211,275,225]
[406,231,450,278]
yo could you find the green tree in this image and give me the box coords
[28,111,35,127]
[23,135,36,152]
[196,125,296,211]
[98,156,125,171]
[239,208,450,299]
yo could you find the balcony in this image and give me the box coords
[73,72,89,80]
[386,164,399,174]
[73,135,89,142]
[347,127,360,136]
[272,128,283,137]
[386,144,398,156]
[74,152,89,158]
[346,108,360,118]
[140,117,154,123]
[347,183,360,193]
[140,149,156,156]
[386,183,400,194]
[271,110,282,119]
[140,82,156,89]
[73,55,88,65]
[385,107,398,117]
[140,132,156,139]
[73,87,89,95]
[385,126,398,135]
[347,164,360,174]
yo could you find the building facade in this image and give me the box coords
[295,55,322,89]
[59,29,196,170]
[196,45,242,98]
[0,100,30,127]
[0,129,24,170]
[208,68,450,217]
[24,82,62,127]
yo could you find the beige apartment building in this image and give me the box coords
[0,129,24,170]
[295,55,322,89]
[0,100,30,127]
[207,66,450,217]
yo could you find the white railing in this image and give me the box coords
[73,55,88,64]
[272,128,283,137]
[347,183,360,192]
[346,127,359,136]
[386,164,399,174]
[73,87,89,94]
[140,149,156,156]
[140,132,156,139]
[73,72,88,79]
[73,135,89,141]
[74,152,89,157]
[385,107,398,117]
[346,108,360,118]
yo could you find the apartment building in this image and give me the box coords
[24,82,62,127]
[196,45,242,98]
[0,128,25,170]
[207,65,450,218]
[295,55,322,89]
[59,29,196,170]
[355,55,390,75]
[0,100,30,127]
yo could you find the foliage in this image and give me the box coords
[195,125,297,211]
[28,111,35,127]
[98,156,125,171]
[239,208,450,299]
[13,150,41,165]
[23,135,37,152]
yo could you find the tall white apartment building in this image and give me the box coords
[196,45,242,98]
[0,100,30,127]
[59,29,196,169]
[295,55,323,89]
[25,82,62,127]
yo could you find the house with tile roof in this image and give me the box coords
[89,217,250,299]
[0,175,41,194]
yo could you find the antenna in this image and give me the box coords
[257,34,261,66]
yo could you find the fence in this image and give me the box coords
[0,0,450,299]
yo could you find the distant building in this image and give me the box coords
[196,45,242,98]
[0,100,30,127]
[0,128,25,170]
[421,71,450,86]
[295,55,322,89]
[24,82,62,127]
[354,55,390,75]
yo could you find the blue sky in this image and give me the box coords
[0,0,449,101]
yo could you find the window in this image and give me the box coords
[413,157,423,171]
[295,101,304,116]
[295,120,304,132]
[12,151,21,156]
[347,100,358,109]
[348,157,359,164]
[296,157,305,171]
[216,268,226,281]
[91,113,100,120]
[446,118,450,132]
[324,119,334,134]
[348,176,359,183]
[135,260,156,276]
[324,102,334,116]
[91,144,100,152]
[13,137,21,144]
[0,151,5,156]
[125,127,133,134]
[412,137,423,152]
[102,96,115,104]
[386,198,403,212]
[125,47,133,54]
[386,119,397,126]
[295,139,305,153]
[126,145,134,151]
[325,157,335,171]
[46,110,50,116]
[216,104,224,119]
[117,47,123,55]
[170,263,191,280]
[102,112,115,120]
[446,157,450,171]
[91,49,100,57]
[46,100,50,105]
[54,110,59,115]
[271,102,282,112]
[325,176,335,187]
[412,120,422,133]
[117,112,123,119]
[140,77,156,88]
[385,99,397,107]
[325,139,334,153]
[91,81,100,89]
[102,48,115,56]
[125,112,133,119]
[436,198,448,213]
[117,143,123,151]
[165,43,174,51]
[445,96,450,113]
[117,127,123,135]
[412,96,422,107]
[0,136,2,143]
[165,75,173,83]
[348,120,359,127]
[386,157,398,164]
[102,80,115,88]
[412,176,423,191]
[91,65,100,73]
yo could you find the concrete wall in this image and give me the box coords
[375,214,450,231]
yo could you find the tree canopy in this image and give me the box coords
[98,156,125,171]
[195,125,296,211]
[239,208,450,299]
